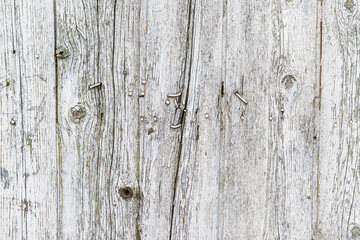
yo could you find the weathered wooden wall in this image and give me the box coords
[1,0,360,239]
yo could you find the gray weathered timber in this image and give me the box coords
[56,0,140,239]
[221,1,321,239]
[317,1,360,239]
[0,0,57,239]
[1,0,360,239]
[139,0,192,239]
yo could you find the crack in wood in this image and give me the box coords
[169,0,196,239]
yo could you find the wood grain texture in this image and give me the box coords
[317,0,360,239]
[1,0,360,239]
[170,0,223,239]
[0,0,57,239]
[56,0,140,239]
[170,0,322,239]
[0,1,25,239]
[138,0,191,239]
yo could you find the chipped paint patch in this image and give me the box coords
[1,169,10,189]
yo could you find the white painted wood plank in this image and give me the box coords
[16,0,57,238]
[56,0,141,239]
[0,0,57,239]
[138,1,192,239]
[55,1,98,238]
[170,0,223,239]
[261,1,321,239]
[111,1,141,239]
[317,1,360,238]
[0,1,25,239]
[171,0,321,239]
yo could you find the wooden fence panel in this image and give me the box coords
[1,0,360,239]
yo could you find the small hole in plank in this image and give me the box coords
[221,82,224,97]
[119,187,133,198]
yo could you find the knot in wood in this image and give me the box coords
[69,105,86,123]
[282,75,296,89]
[349,223,360,239]
[55,46,70,59]
[281,74,299,103]
[119,187,133,198]
[345,0,356,11]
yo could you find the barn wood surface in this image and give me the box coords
[0,0,360,239]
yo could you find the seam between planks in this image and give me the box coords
[108,0,118,237]
[53,0,61,238]
[315,0,323,238]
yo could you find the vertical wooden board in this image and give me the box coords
[79,1,117,239]
[56,0,141,239]
[266,1,320,239]
[0,0,57,239]
[219,0,320,239]
[13,0,57,239]
[111,1,141,239]
[219,2,276,239]
[170,0,223,239]
[0,1,25,239]
[55,1,98,238]
[139,0,191,239]
[318,1,360,238]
